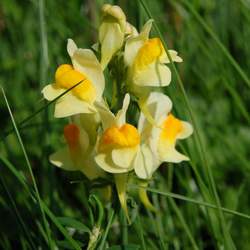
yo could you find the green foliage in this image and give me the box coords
[1,0,250,249]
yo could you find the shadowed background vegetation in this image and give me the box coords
[0,0,250,249]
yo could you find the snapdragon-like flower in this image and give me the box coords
[99,4,126,69]
[95,94,140,221]
[42,39,105,118]
[95,94,140,173]
[124,20,182,96]
[42,3,194,219]
[50,114,105,180]
[135,92,193,179]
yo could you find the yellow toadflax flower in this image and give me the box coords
[99,4,126,69]
[124,20,182,97]
[134,92,193,179]
[95,94,140,173]
[95,94,140,222]
[50,114,105,180]
[42,39,105,118]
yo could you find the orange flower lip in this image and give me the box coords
[100,123,140,150]
[64,123,80,149]
[133,38,164,72]
[54,64,96,103]
[160,113,183,143]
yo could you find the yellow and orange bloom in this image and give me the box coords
[99,4,126,69]
[42,3,194,219]
[135,92,193,179]
[95,94,140,173]
[124,20,182,97]
[95,94,140,221]
[42,39,105,118]
[50,114,105,180]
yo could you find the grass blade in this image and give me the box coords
[179,0,250,89]
[0,155,82,250]
[132,185,250,220]
[1,87,53,248]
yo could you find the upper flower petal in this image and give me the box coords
[138,92,172,135]
[177,121,193,140]
[68,42,105,100]
[99,22,124,69]
[115,93,130,126]
[67,38,78,57]
[99,4,126,69]
[124,19,153,66]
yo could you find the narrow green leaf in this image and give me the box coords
[132,185,250,220]
[1,87,53,248]
[57,217,91,233]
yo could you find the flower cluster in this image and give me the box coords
[42,4,193,220]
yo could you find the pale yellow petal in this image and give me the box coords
[95,101,115,130]
[115,93,130,126]
[112,147,137,169]
[133,62,171,87]
[158,142,189,163]
[78,126,90,153]
[99,22,124,69]
[95,153,128,174]
[77,113,100,145]
[54,93,96,118]
[124,20,153,66]
[149,125,162,157]
[140,19,154,39]
[160,49,183,64]
[42,84,65,101]
[70,48,105,100]
[49,147,77,171]
[134,144,155,179]
[125,22,139,37]
[138,92,172,134]
[67,38,77,57]
[124,36,145,66]
[177,121,193,140]
[101,4,126,29]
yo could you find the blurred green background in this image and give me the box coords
[1,0,250,249]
